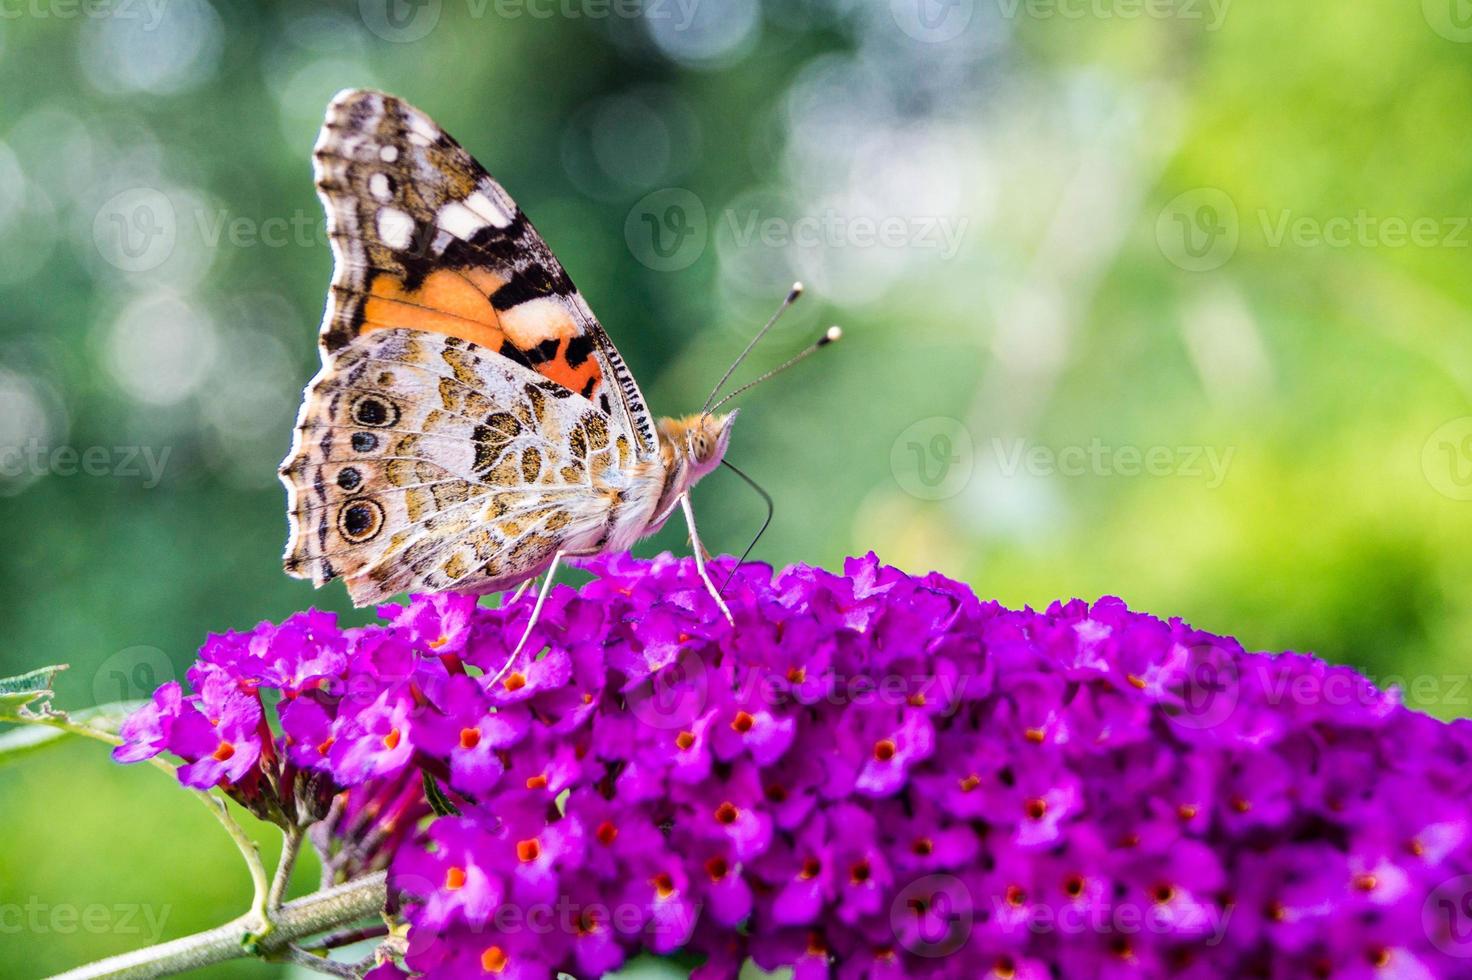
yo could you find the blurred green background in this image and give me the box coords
[3,0,1472,975]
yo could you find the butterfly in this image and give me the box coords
[279,89,837,658]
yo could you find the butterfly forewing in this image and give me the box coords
[282,88,666,605]
[310,88,656,452]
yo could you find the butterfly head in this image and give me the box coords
[660,410,738,481]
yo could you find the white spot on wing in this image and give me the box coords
[464,189,513,229]
[500,296,577,347]
[437,200,487,240]
[379,145,398,163]
[369,173,392,202]
[407,113,439,147]
[376,207,415,250]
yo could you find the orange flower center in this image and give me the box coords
[873,739,897,762]
[595,821,618,845]
[731,711,755,733]
[503,672,526,692]
[525,774,549,791]
[212,741,235,762]
[705,856,729,881]
[675,730,696,751]
[516,838,540,863]
[480,945,507,973]
[445,866,467,890]
[381,728,401,751]
[715,802,739,825]
[459,727,481,750]
[1024,797,1047,820]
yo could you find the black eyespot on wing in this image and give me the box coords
[351,395,400,427]
[351,432,378,453]
[338,500,384,543]
[337,467,362,491]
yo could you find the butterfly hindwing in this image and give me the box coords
[312,88,658,456]
[281,328,640,605]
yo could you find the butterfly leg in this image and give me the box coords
[680,494,734,625]
[507,575,537,604]
[488,550,567,687]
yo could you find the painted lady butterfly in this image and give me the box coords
[279,90,835,655]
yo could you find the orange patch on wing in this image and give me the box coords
[540,344,601,398]
[361,269,508,351]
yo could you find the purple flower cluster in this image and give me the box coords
[117,553,1472,978]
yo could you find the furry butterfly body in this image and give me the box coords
[280,89,736,627]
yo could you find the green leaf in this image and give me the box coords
[422,769,461,817]
[0,664,67,712]
[0,723,70,766]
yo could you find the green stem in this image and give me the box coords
[9,711,274,927]
[43,871,388,980]
[269,825,304,909]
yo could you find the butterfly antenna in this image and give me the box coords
[718,459,773,596]
[701,282,804,415]
[707,325,842,413]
